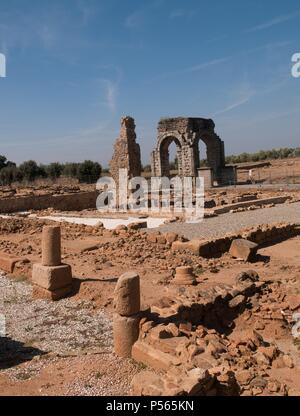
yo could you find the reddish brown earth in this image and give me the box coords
[0,208,299,395]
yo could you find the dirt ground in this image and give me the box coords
[237,157,300,184]
[0,202,300,395]
[0,178,300,396]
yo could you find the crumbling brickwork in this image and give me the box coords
[151,117,236,185]
[109,116,142,185]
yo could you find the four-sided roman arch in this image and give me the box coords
[151,117,230,183]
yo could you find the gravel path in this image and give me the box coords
[158,201,300,240]
[0,273,141,396]
[0,272,112,360]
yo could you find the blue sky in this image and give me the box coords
[0,0,299,167]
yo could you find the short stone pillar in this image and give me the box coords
[42,226,61,266]
[173,266,196,285]
[113,271,141,358]
[32,225,73,301]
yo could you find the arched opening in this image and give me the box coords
[194,137,209,174]
[160,136,181,177]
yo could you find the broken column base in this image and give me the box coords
[173,266,197,286]
[113,313,140,358]
[32,263,73,301]
[32,284,72,301]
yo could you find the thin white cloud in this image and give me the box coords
[214,84,255,115]
[214,97,251,115]
[246,11,300,33]
[183,57,230,73]
[244,40,293,55]
[97,65,122,114]
[105,80,117,112]
[153,57,230,81]
[215,70,291,117]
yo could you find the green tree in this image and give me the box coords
[0,166,23,185]
[46,162,64,180]
[63,163,80,178]
[19,160,45,182]
[77,160,101,183]
[0,155,15,170]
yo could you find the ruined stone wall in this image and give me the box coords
[109,116,142,185]
[0,191,98,214]
[171,223,300,258]
[151,117,225,181]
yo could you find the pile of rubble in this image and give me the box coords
[129,270,299,396]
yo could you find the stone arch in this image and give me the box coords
[192,134,223,174]
[158,133,183,177]
[151,117,234,185]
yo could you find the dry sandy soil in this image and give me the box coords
[0,185,300,396]
[236,157,300,184]
[0,214,300,395]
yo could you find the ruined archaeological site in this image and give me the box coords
[1,1,300,402]
[0,114,300,397]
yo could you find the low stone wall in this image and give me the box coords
[171,222,300,258]
[213,196,290,214]
[0,191,98,213]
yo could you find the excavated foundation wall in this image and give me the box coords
[0,191,98,214]
[171,223,300,258]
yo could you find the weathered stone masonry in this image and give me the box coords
[151,117,236,185]
[109,116,142,186]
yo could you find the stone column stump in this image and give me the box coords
[32,225,73,301]
[113,271,141,358]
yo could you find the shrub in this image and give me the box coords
[77,160,101,183]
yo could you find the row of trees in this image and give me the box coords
[170,148,300,170]
[1,146,299,185]
[0,156,102,186]
[225,147,300,165]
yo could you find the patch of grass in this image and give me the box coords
[194,266,204,276]
[129,359,147,370]
[15,370,33,381]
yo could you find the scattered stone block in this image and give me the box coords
[286,295,300,311]
[0,253,29,274]
[132,341,181,371]
[164,232,178,244]
[172,239,205,256]
[228,294,246,309]
[127,222,147,230]
[31,263,72,291]
[229,239,258,261]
